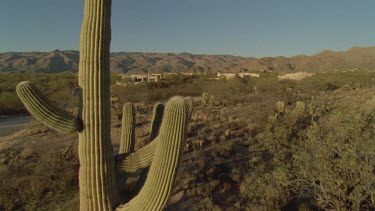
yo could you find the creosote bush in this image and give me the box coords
[243,91,375,210]
[0,146,79,211]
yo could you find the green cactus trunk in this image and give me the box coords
[78,0,119,209]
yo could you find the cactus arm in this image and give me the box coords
[131,102,165,194]
[16,81,82,133]
[116,96,192,211]
[119,103,135,154]
[149,103,164,141]
[116,138,157,173]
[185,96,195,122]
[116,99,192,174]
[116,102,164,173]
[117,103,135,192]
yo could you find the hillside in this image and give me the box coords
[290,46,375,72]
[1,46,375,74]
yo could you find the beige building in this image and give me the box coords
[119,73,164,83]
[238,73,260,78]
[217,72,260,79]
[217,72,237,79]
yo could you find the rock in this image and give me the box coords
[205,166,218,178]
[168,191,184,204]
[231,174,242,183]
[222,182,232,192]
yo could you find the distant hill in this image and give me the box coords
[0,50,79,74]
[1,46,375,74]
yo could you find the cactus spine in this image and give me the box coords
[16,0,194,210]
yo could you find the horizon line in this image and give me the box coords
[1,45,374,59]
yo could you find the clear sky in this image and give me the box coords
[1,0,375,57]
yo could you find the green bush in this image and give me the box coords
[111,75,204,103]
[0,91,23,114]
[203,77,249,106]
[0,145,79,210]
[0,73,78,115]
[243,90,375,210]
[291,98,375,210]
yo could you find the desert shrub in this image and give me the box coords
[111,75,204,103]
[0,145,79,210]
[111,74,120,85]
[201,92,217,107]
[0,73,78,115]
[201,92,210,106]
[0,91,23,114]
[243,91,375,210]
[291,99,375,210]
[203,77,249,106]
[251,73,284,93]
[297,71,375,93]
[242,101,308,210]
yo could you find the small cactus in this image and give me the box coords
[202,92,216,107]
[276,101,285,114]
[111,96,121,109]
[209,95,216,106]
[295,101,305,111]
[202,92,210,106]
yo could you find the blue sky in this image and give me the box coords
[1,0,375,57]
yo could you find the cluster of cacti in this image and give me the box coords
[275,101,305,115]
[271,101,306,126]
[16,0,194,210]
[201,92,216,107]
[111,96,121,109]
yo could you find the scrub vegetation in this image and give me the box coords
[1,70,375,210]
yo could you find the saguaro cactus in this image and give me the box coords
[16,0,194,210]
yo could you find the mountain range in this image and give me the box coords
[1,46,375,74]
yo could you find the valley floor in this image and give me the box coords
[2,71,375,210]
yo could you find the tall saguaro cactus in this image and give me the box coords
[78,0,119,209]
[16,0,194,210]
